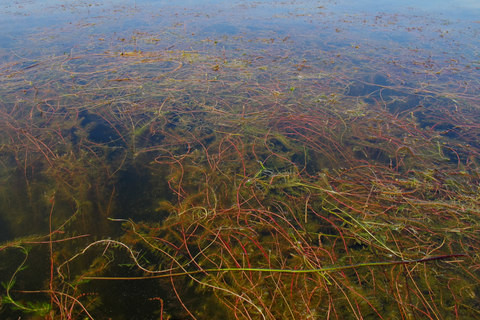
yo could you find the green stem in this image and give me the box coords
[83,254,466,281]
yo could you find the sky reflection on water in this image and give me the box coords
[0,1,479,319]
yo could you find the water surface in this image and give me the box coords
[1,1,479,319]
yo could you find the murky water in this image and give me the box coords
[1,1,479,319]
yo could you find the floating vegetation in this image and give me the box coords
[1,0,479,319]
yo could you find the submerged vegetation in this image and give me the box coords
[1,1,480,319]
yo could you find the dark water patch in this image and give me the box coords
[79,110,125,146]
[347,240,369,251]
[88,271,172,319]
[414,101,459,133]
[344,73,397,98]
[386,93,422,115]
[353,145,392,165]
[419,118,454,132]
[436,123,459,137]
[0,215,12,243]
[115,162,171,222]
[88,122,121,144]
[0,170,52,241]
[302,150,336,175]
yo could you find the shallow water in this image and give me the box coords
[1,1,479,319]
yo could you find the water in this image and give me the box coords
[1,1,479,319]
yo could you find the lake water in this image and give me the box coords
[1,1,479,319]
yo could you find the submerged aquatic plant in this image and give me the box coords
[1,1,480,319]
